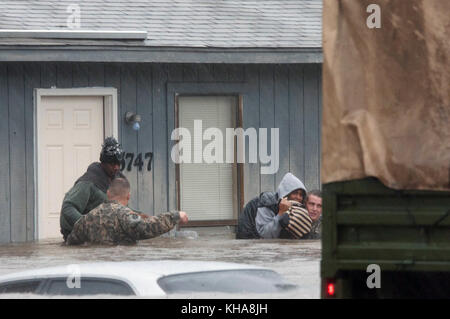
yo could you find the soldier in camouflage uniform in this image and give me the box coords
[303,190,322,239]
[66,177,188,245]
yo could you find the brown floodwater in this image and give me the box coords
[0,228,321,299]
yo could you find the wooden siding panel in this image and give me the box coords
[304,64,320,190]
[166,64,182,213]
[318,64,322,189]
[182,64,198,82]
[137,64,153,213]
[228,65,245,82]
[0,64,11,243]
[88,63,105,87]
[24,63,40,241]
[152,64,168,213]
[289,65,305,183]
[56,63,72,88]
[259,65,276,192]
[104,63,121,137]
[274,65,290,189]
[213,64,229,82]
[8,63,27,242]
[167,64,183,82]
[242,65,260,202]
[41,63,57,88]
[120,64,138,209]
[72,64,89,87]
[197,64,214,82]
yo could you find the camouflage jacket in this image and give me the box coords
[302,216,322,239]
[66,200,180,245]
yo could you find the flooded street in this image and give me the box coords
[0,228,321,299]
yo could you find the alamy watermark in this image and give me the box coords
[66,264,81,289]
[171,120,279,175]
[66,4,81,29]
[366,4,381,29]
[366,264,381,289]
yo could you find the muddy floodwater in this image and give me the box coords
[0,228,321,299]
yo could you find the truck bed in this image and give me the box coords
[321,177,450,298]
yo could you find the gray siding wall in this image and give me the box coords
[0,62,321,243]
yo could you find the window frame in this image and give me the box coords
[167,82,251,226]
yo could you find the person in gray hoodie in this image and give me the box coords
[255,173,307,239]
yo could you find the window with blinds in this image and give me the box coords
[178,96,238,222]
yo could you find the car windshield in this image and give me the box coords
[157,269,296,294]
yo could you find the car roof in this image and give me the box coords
[0,260,271,297]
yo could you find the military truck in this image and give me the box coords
[321,177,450,298]
[320,1,450,298]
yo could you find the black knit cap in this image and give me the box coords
[99,137,123,164]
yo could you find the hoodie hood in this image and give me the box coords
[277,173,307,199]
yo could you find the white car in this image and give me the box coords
[0,260,295,297]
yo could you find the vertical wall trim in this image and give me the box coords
[7,66,11,242]
[9,63,27,242]
[302,65,306,181]
[24,63,40,241]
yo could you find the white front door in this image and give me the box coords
[37,96,104,239]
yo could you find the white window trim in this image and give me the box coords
[33,88,119,240]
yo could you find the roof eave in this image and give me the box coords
[0,45,323,64]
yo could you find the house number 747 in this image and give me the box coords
[120,152,153,172]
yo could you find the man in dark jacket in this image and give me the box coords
[60,136,124,241]
[236,172,308,239]
[256,173,308,239]
[236,192,279,239]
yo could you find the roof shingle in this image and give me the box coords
[0,0,322,48]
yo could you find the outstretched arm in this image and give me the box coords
[122,210,188,240]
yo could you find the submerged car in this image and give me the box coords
[0,260,296,297]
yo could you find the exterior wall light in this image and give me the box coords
[125,111,142,131]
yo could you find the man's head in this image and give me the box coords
[107,177,131,206]
[100,137,123,178]
[277,173,307,204]
[287,188,306,203]
[306,190,322,222]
